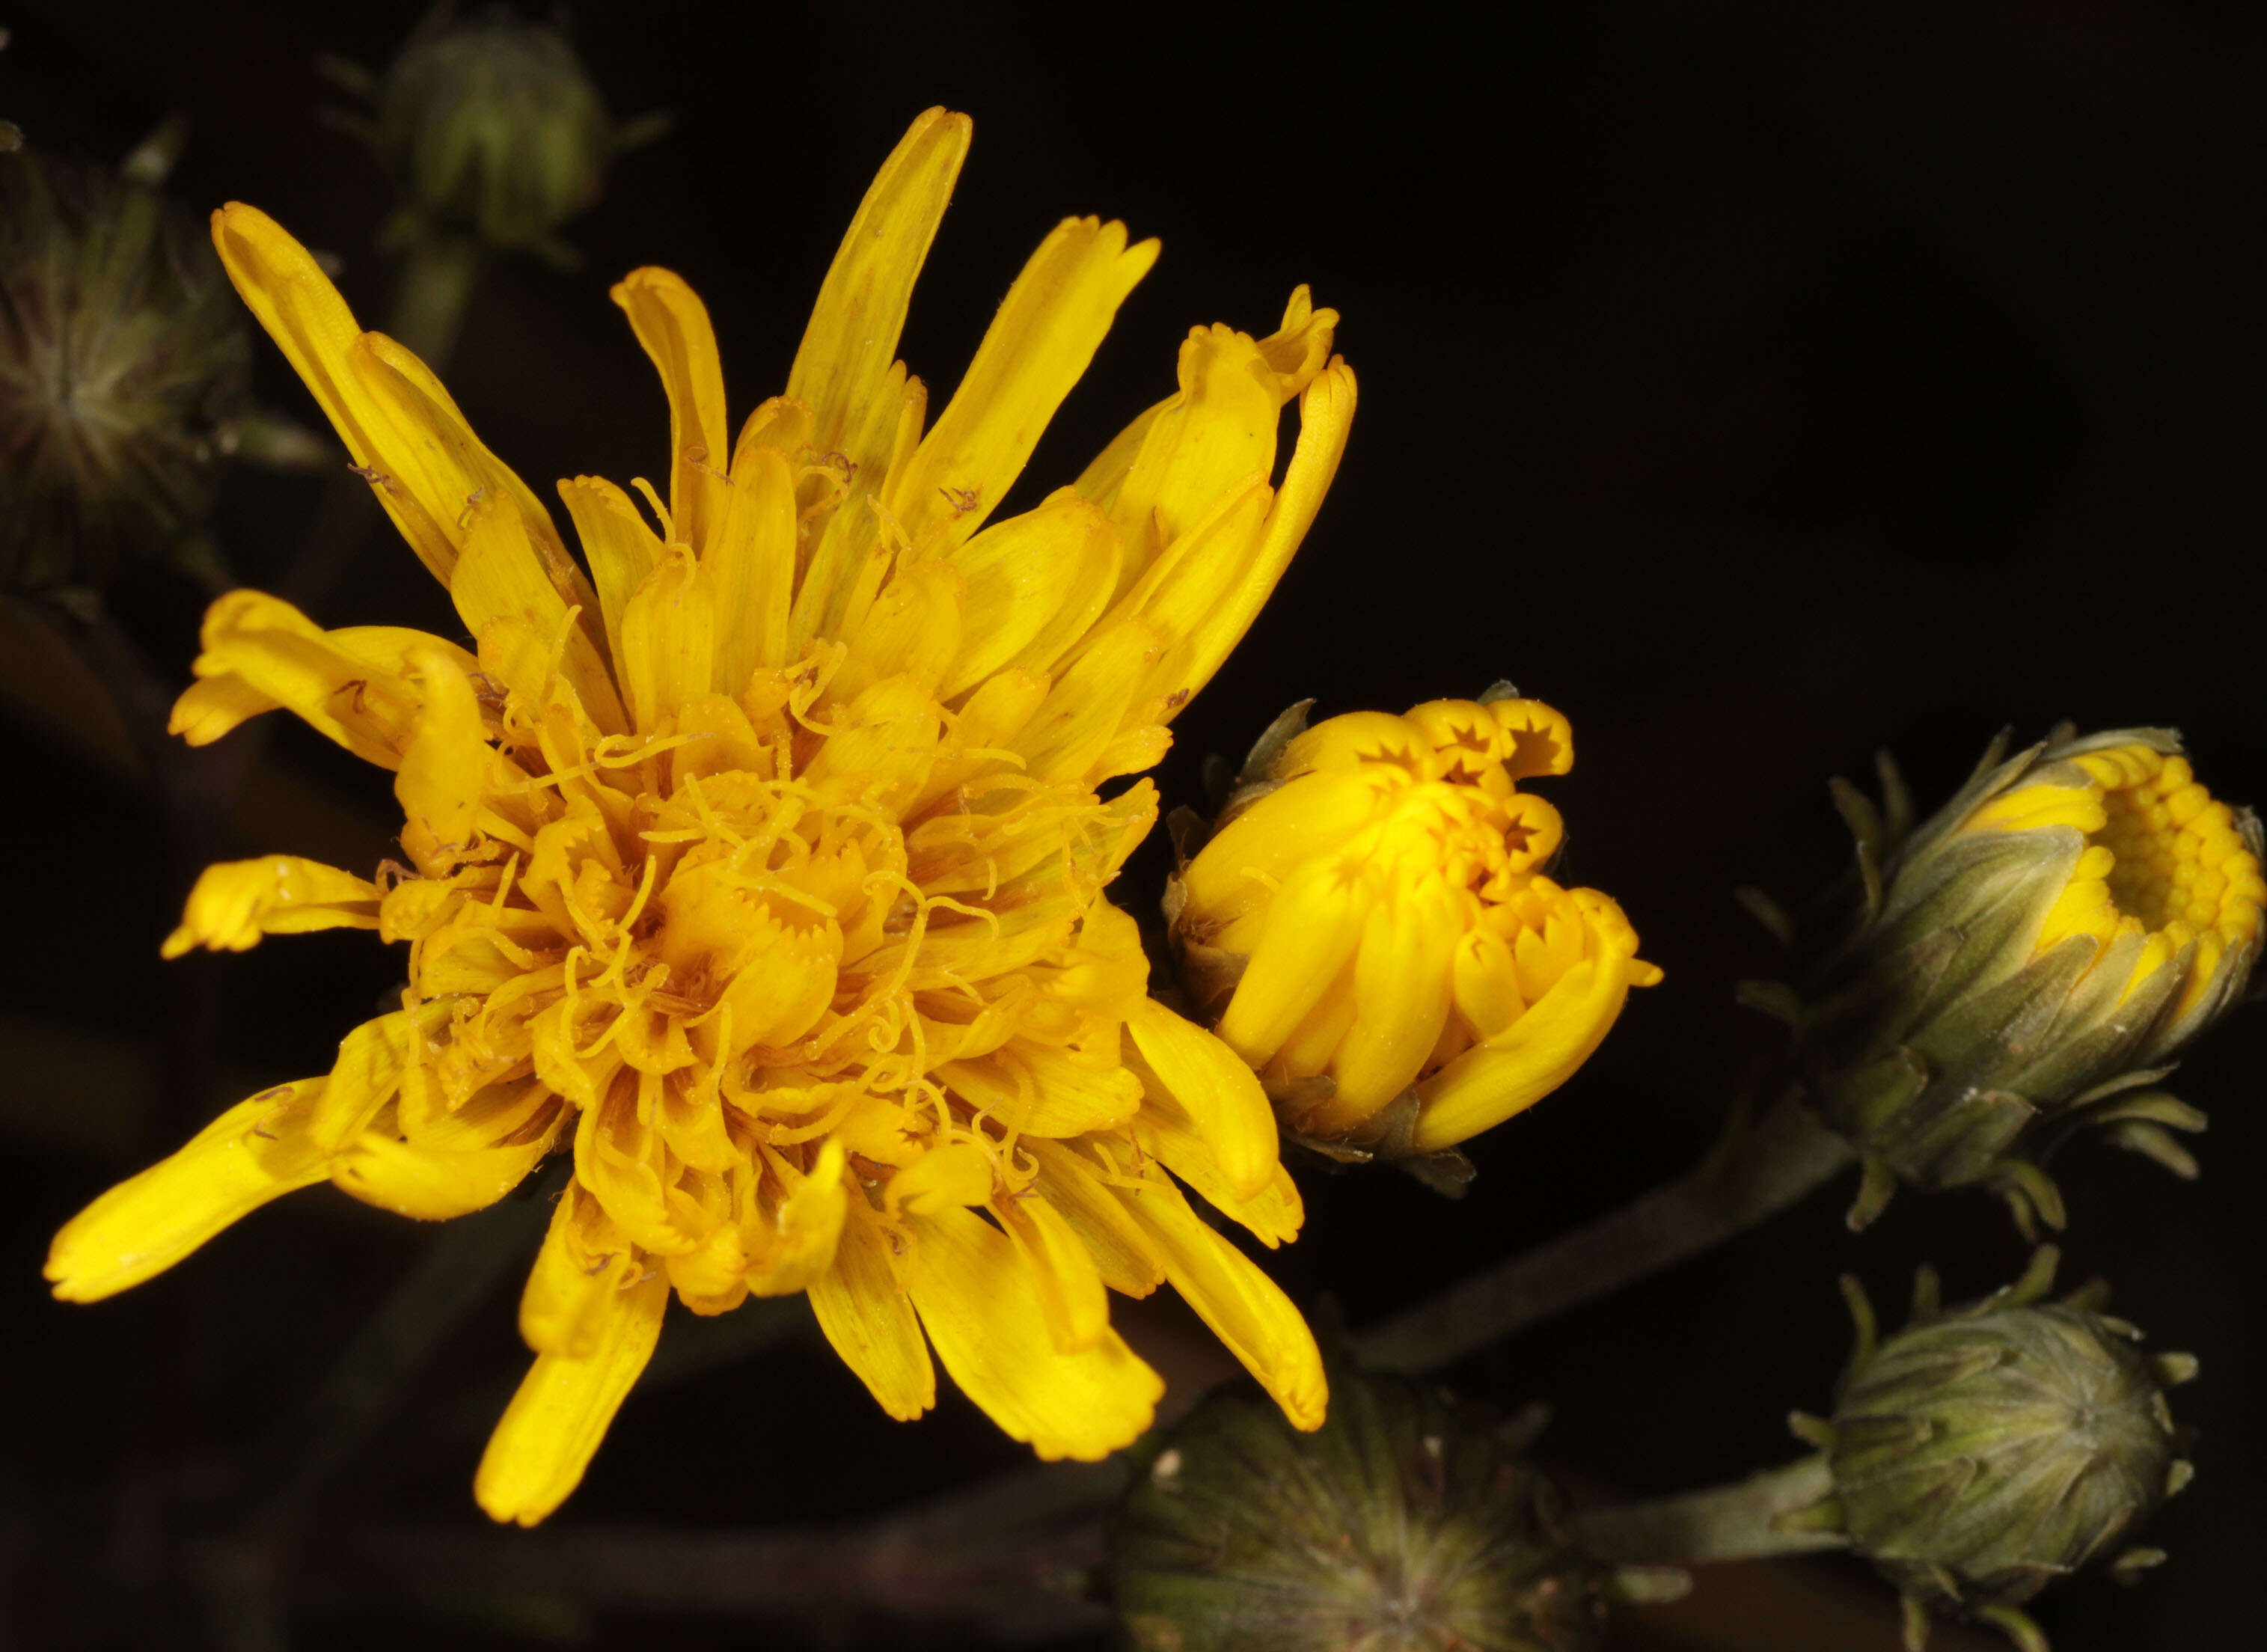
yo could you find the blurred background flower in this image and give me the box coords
[0,138,251,594]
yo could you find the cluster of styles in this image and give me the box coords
[13,8,2260,1651]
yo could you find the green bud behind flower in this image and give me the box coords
[1751,726,2264,1231]
[334,4,662,260]
[0,144,251,593]
[1109,1352,1667,1651]
[1781,1249,2195,1652]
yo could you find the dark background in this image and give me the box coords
[3,1,2263,1648]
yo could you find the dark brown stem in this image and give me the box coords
[1353,1091,1855,1374]
[316,1463,1122,1644]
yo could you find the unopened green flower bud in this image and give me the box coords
[1757,727,2264,1230]
[367,7,637,254]
[1110,1356,1641,1651]
[1783,1250,2195,1651]
[0,147,251,592]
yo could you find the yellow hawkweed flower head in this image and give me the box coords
[1169,694,1658,1160]
[1790,727,2264,1232]
[45,108,1354,1525]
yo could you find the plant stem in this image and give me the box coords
[1354,1090,1854,1374]
[321,1462,1120,1642]
[1573,1455,1847,1564]
[238,1189,551,1541]
[383,235,483,367]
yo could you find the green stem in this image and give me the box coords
[1573,1455,1847,1564]
[384,234,483,367]
[239,1189,551,1540]
[1354,1090,1854,1374]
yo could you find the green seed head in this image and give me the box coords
[1109,1359,1615,1652]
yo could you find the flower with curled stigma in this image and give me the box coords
[45,108,1354,1525]
[1169,693,1658,1166]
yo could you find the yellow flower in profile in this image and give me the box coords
[45,108,1353,1524]
[1170,696,1658,1157]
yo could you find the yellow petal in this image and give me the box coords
[611,267,729,555]
[173,592,422,768]
[836,558,966,702]
[1109,324,1282,572]
[798,675,941,816]
[209,206,575,596]
[1142,361,1356,718]
[359,331,605,617]
[307,1003,451,1151]
[394,642,492,874]
[1310,878,1462,1128]
[1021,1139,1165,1298]
[46,1080,328,1302]
[884,1139,995,1217]
[1214,854,1368,1068]
[208,205,452,581]
[994,1190,1110,1355]
[557,474,662,675]
[331,1132,551,1220]
[1410,949,1639,1154]
[616,544,715,734]
[886,218,1159,549]
[1132,1111,1305,1250]
[938,489,1123,700]
[903,1205,1162,1460]
[810,1202,937,1422]
[939,1047,1143,1138]
[572,1076,687,1255]
[169,675,281,747]
[518,1182,641,1357]
[1115,1176,1325,1431]
[475,1262,667,1526]
[450,495,626,732]
[744,1141,850,1295]
[788,107,972,453]
[1451,923,1527,1042]
[1124,997,1277,1202]
[1008,617,1166,785]
[162,855,381,958]
[789,371,927,656]
[1075,285,1339,512]
[704,445,796,691]
[1181,774,1391,927]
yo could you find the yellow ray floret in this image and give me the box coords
[46,107,1356,1525]
[1173,697,1659,1155]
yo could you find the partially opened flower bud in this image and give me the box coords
[1169,695,1657,1163]
[1783,1249,2196,1651]
[1110,1356,1624,1652]
[370,8,625,253]
[1779,728,2263,1230]
[0,147,250,591]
